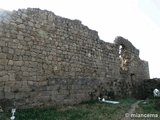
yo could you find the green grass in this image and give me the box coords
[134,98,160,119]
[136,98,160,114]
[0,98,136,120]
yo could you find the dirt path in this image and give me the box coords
[121,100,141,120]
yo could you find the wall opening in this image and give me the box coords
[119,44,130,72]
[119,45,122,57]
[119,44,125,58]
[130,74,136,81]
[130,74,136,86]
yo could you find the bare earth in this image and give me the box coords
[121,100,141,120]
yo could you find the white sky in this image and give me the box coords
[1,0,160,78]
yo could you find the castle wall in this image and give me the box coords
[142,78,160,99]
[0,8,149,109]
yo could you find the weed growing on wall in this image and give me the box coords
[38,29,47,38]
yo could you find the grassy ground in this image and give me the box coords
[0,98,136,120]
[135,98,160,119]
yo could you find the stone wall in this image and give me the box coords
[0,8,150,110]
[141,78,160,99]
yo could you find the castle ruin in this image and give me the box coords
[0,8,149,109]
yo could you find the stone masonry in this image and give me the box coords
[141,78,160,99]
[0,8,150,110]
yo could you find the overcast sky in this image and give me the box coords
[1,0,160,78]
